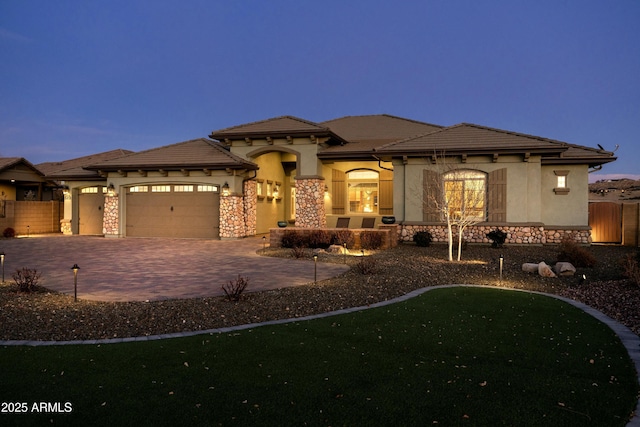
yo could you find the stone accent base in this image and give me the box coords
[244,180,257,236]
[220,195,245,239]
[103,195,119,236]
[294,177,326,228]
[399,224,591,245]
[60,219,72,235]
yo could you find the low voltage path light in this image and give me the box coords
[343,242,347,264]
[499,254,504,282]
[71,264,80,302]
[262,235,266,252]
[1,252,5,284]
[313,254,318,283]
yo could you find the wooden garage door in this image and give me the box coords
[126,185,220,238]
[79,187,105,235]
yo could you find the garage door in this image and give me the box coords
[126,184,220,238]
[79,186,105,235]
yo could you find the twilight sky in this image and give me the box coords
[1,1,639,181]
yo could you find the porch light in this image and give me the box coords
[71,264,80,302]
[1,252,5,284]
[107,183,116,196]
[222,182,230,196]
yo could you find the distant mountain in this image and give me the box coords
[589,178,640,201]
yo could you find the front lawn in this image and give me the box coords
[1,287,637,426]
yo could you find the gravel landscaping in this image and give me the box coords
[1,242,639,341]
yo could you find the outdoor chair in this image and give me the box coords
[336,217,350,228]
[361,217,376,228]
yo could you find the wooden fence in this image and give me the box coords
[589,202,639,246]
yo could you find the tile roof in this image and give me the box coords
[86,138,257,171]
[373,123,616,166]
[0,157,44,176]
[209,115,337,140]
[37,149,133,179]
[318,114,443,158]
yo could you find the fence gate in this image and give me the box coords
[589,202,622,243]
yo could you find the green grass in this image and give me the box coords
[1,287,637,426]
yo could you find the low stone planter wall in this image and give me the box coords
[399,224,591,245]
[269,225,398,250]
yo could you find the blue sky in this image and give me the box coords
[1,1,638,181]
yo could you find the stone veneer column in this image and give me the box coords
[219,195,245,239]
[294,177,326,228]
[102,194,119,237]
[60,190,72,235]
[243,180,257,236]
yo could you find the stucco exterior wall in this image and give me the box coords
[253,151,286,233]
[540,164,589,226]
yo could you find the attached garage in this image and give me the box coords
[78,186,105,235]
[125,184,220,238]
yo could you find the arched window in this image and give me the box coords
[347,170,379,213]
[443,170,486,220]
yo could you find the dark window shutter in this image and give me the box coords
[423,169,442,222]
[378,169,393,215]
[487,168,507,222]
[332,169,345,214]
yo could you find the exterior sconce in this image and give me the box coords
[273,184,280,198]
[107,183,116,196]
[222,182,230,196]
[71,264,80,302]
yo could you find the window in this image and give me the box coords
[129,186,148,193]
[256,180,264,197]
[151,185,171,192]
[196,185,217,192]
[348,170,379,213]
[443,170,486,220]
[554,170,570,194]
[174,185,194,192]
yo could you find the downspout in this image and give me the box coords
[372,155,394,172]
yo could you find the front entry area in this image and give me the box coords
[125,184,220,238]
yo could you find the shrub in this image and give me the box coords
[556,236,597,268]
[12,268,41,293]
[360,231,385,250]
[221,275,249,301]
[413,231,432,247]
[281,230,308,248]
[308,229,332,249]
[331,229,355,249]
[620,252,640,286]
[355,256,377,275]
[290,246,307,259]
[486,229,507,248]
[3,227,15,238]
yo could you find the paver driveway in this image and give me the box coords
[0,235,350,302]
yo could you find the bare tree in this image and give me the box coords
[422,152,486,261]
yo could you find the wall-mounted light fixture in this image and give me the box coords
[107,183,116,196]
[222,182,230,196]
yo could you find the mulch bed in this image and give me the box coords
[1,243,639,341]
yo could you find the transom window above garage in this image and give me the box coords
[151,185,171,192]
[129,186,148,193]
[197,185,218,192]
[80,186,105,194]
[174,185,194,192]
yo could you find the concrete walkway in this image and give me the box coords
[0,234,349,302]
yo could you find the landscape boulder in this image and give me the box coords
[521,263,539,273]
[554,262,576,276]
[538,261,557,278]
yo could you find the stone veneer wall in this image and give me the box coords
[399,224,591,245]
[294,178,326,228]
[102,194,119,236]
[243,180,257,237]
[220,195,245,239]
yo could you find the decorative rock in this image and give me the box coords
[327,244,346,254]
[522,263,539,273]
[554,262,576,276]
[538,262,557,278]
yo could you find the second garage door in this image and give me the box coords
[126,184,220,238]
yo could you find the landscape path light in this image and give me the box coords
[262,235,266,252]
[499,254,504,282]
[71,264,80,302]
[313,254,318,283]
[343,242,347,264]
[1,251,4,284]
